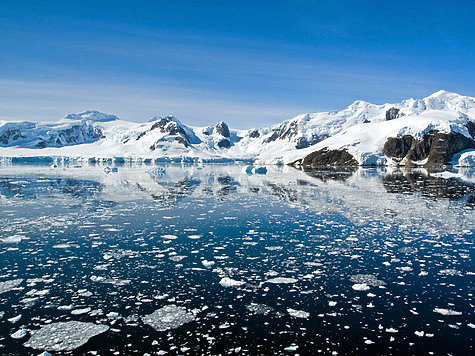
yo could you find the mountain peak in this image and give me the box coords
[425,90,461,100]
[63,110,118,123]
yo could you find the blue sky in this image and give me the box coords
[1,0,474,128]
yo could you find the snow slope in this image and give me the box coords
[0,91,474,166]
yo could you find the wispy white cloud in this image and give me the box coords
[0,79,308,129]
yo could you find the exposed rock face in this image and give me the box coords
[0,121,103,148]
[202,122,230,139]
[383,130,475,167]
[266,121,299,143]
[143,116,198,150]
[0,128,26,145]
[299,148,359,167]
[466,121,475,138]
[295,135,328,149]
[385,107,404,121]
[248,129,260,138]
[214,122,230,138]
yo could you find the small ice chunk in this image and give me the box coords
[287,308,310,319]
[328,301,337,307]
[8,314,22,323]
[220,277,245,287]
[202,260,215,267]
[284,344,298,351]
[161,235,178,240]
[433,308,462,316]
[58,305,75,311]
[107,312,119,319]
[1,234,23,243]
[188,235,202,239]
[414,331,424,337]
[142,305,195,332]
[90,275,106,282]
[24,321,109,351]
[385,328,398,333]
[352,283,370,291]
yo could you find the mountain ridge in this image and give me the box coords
[1,91,474,167]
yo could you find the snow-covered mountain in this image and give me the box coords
[1,91,474,167]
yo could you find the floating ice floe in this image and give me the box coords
[161,234,178,240]
[219,277,245,287]
[24,321,109,351]
[352,283,370,291]
[8,314,22,323]
[349,274,386,287]
[202,260,215,267]
[284,344,298,351]
[142,305,195,332]
[246,303,276,316]
[57,304,75,311]
[38,352,53,356]
[187,235,202,239]
[266,277,298,284]
[11,328,28,339]
[0,279,23,294]
[71,307,92,315]
[287,308,310,319]
[433,308,462,316]
[1,234,24,243]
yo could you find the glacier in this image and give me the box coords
[0,91,474,167]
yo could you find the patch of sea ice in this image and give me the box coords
[24,321,109,351]
[142,305,195,332]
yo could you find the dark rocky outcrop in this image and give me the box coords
[0,129,26,145]
[385,107,404,121]
[139,116,199,151]
[383,130,475,167]
[466,121,475,138]
[298,148,359,167]
[217,138,231,148]
[214,122,230,138]
[295,135,328,149]
[202,122,230,138]
[248,129,260,138]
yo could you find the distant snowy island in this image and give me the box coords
[1,90,474,167]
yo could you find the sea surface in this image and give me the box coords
[0,164,473,355]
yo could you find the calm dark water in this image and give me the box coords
[0,164,473,355]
